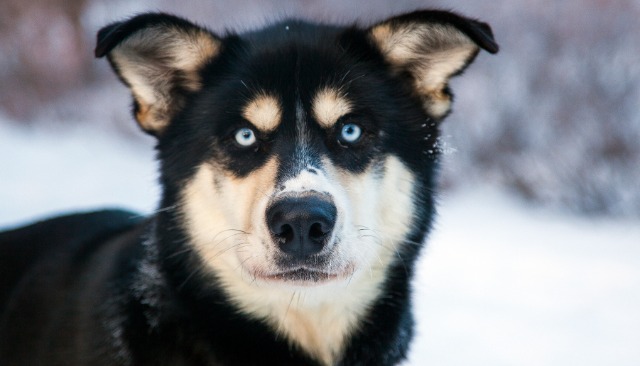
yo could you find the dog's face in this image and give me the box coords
[97,11,496,361]
[173,31,432,292]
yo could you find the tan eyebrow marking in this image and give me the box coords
[242,93,282,132]
[312,88,352,128]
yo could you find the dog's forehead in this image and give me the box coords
[241,19,344,52]
[233,22,361,132]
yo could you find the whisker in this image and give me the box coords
[353,225,419,278]
[255,186,274,200]
[178,267,202,291]
[152,204,179,214]
[206,236,248,260]
[285,291,297,319]
[210,228,250,244]
[165,246,194,259]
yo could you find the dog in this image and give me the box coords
[0,10,497,365]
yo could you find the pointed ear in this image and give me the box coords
[95,13,222,135]
[368,10,499,118]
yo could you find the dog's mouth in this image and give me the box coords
[254,265,355,286]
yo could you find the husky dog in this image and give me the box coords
[0,10,497,365]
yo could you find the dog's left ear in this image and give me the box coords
[95,13,222,136]
[368,10,499,118]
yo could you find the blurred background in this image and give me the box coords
[1,0,639,365]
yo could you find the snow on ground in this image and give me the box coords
[1,119,639,365]
[408,189,640,365]
[0,119,158,226]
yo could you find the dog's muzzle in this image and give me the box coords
[266,195,337,259]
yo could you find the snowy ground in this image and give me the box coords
[409,189,640,365]
[1,119,639,365]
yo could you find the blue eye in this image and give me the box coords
[340,123,362,143]
[234,128,256,147]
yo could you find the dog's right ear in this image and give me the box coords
[95,13,221,136]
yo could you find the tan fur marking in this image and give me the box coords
[134,103,152,128]
[109,25,221,133]
[371,23,423,65]
[242,94,282,132]
[370,22,478,118]
[312,88,352,128]
[168,27,220,91]
[376,156,416,244]
[370,23,392,46]
[422,88,452,119]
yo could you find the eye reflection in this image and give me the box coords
[340,123,362,143]
[235,128,257,147]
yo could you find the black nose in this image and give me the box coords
[266,196,337,258]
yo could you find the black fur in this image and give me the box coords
[0,10,497,365]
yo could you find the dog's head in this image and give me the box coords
[96,10,496,357]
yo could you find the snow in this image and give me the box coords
[409,191,640,365]
[0,118,158,226]
[1,118,639,365]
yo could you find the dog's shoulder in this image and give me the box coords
[0,209,149,364]
[1,209,142,292]
[0,208,142,244]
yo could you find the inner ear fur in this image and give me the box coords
[95,13,221,135]
[368,10,499,119]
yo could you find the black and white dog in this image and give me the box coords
[0,10,497,365]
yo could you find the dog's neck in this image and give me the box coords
[212,268,385,365]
